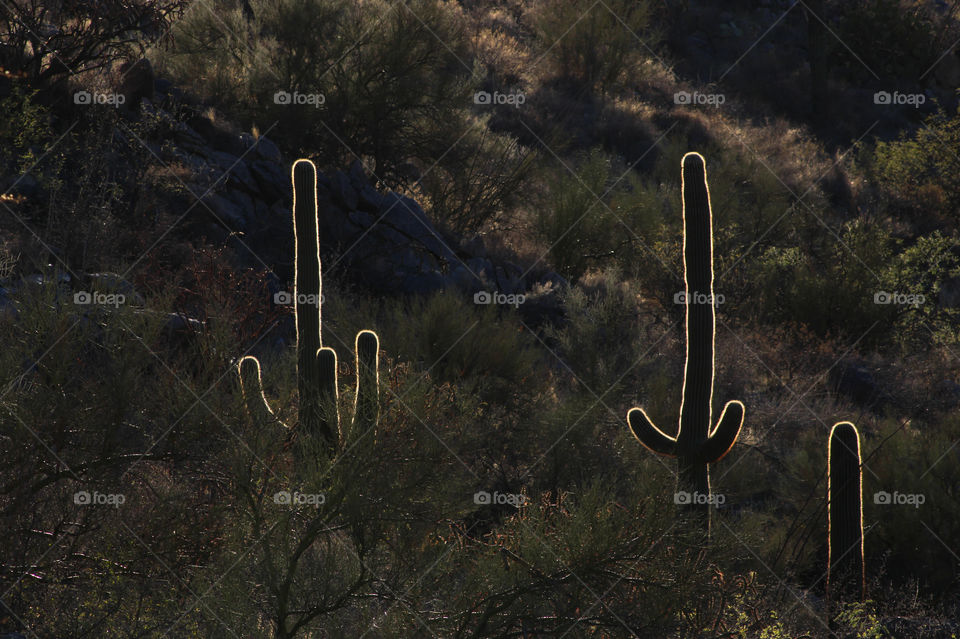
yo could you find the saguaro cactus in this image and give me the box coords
[827,421,865,605]
[237,159,381,453]
[626,152,745,531]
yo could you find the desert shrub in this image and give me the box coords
[881,231,960,346]
[746,219,897,346]
[832,0,944,81]
[544,267,646,392]
[157,0,530,233]
[0,273,228,635]
[0,0,186,83]
[532,148,613,281]
[378,289,541,403]
[203,355,482,638]
[529,0,661,93]
[864,415,960,598]
[0,76,180,274]
[415,119,535,233]
[865,107,960,224]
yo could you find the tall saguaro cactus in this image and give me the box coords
[627,152,745,531]
[827,421,865,605]
[237,159,381,453]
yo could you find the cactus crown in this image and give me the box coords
[238,159,381,454]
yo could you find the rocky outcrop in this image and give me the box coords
[139,82,566,327]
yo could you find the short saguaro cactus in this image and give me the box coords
[627,152,746,534]
[237,159,381,454]
[827,421,865,605]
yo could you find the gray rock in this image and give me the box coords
[450,263,489,292]
[224,189,257,225]
[379,192,456,263]
[829,361,891,410]
[348,158,369,189]
[203,193,247,230]
[461,234,486,257]
[348,210,374,229]
[466,256,494,279]
[250,160,288,202]
[253,199,271,225]
[225,159,257,193]
[330,171,359,210]
[358,184,382,212]
[254,136,282,163]
[209,150,240,171]
[270,201,290,221]
[172,122,207,155]
[2,174,39,198]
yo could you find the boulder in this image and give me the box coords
[330,171,359,210]
[202,193,247,230]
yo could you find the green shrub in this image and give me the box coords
[379,289,541,403]
[157,0,531,233]
[530,0,660,92]
[833,0,943,80]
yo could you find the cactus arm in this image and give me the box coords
[700,399,745,463]
[627,407,678,457]
[350,330,380,439]
[316,347,340,445]
[238,355,287,429]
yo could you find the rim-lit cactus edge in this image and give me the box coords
[627,152,746,532]
[237,159,380,454]
[827,421,865,606]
